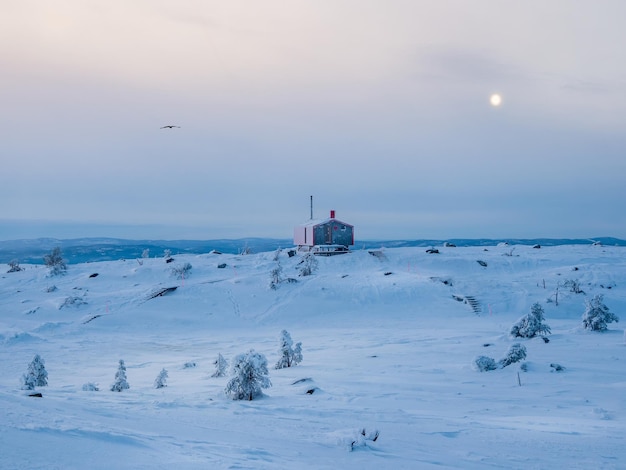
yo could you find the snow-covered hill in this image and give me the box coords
[1,245,625,469]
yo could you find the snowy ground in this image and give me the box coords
[1,244,625,469]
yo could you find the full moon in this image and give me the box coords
[490,94,502,107]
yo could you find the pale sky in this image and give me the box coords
[2,1,625,241]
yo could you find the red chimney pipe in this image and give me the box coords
[330,210,335,219]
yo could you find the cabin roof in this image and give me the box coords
[297,217,353,228]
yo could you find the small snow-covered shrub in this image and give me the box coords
[499,343,527,368]
[350,428,380,451]
[82,382,99,391]
[154,368,168,389]
[225,349,271,401]
[7,259,23,273]
[510,303,551,338]
[582,294,619,331]
[275,330,303,369]
[474,355,498,372]
[44,247,66,276]
[297,253,318,277]
[59,295,88,309]
[171,262,192,280]
[269,262,283,290]
[21,354,48,390]
[111,359,130,392]
[564,279,584,294]
[211,353,228,378]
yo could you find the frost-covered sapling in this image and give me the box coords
[154,368,168,389]
[171,262,192,280]
[44,247,66,276]
[269,261,283,290]
[225,349,271,401]
[211,353,228,378]
[498,343,527,368]
[510,303,551,338]
[582,294,619,331]
[275,330,303,369]
[297,253,318,277]
[21,354,48,390]
[111,359,130,392]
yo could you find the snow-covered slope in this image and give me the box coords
[1,245,624,469]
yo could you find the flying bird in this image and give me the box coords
[160,125,181,129]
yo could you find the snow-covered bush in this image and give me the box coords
[7,259,23,273]
[154,368,168,389]
[564,279,584,294]
[211,353,228,378]
[474,344,527,372]
[473,355,498,372]
[499,343,527,368]
[59,295,88,309]
[44,247,66,276]
[297,253,318,277]
[269,261,283,290]
[510,303,551,338]
[171,262,192,280]
[582,294,619,331]
[350,428,380,451]
[21,354,48,390]
[111,359,130,392]
[82,382,99,391]
[275,330,303,369]
[225,349,271,401]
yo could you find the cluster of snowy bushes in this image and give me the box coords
[268,249,318,289]
[21,330,303,401]
[475,295,619,372]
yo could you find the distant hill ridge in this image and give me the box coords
[1,237,624,265]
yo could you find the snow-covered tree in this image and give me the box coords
[44,247,66,276]
[154,368,168,389]
[292,341,303,366]
[510,303,551,338]
[499,343,527,368]
[110,359,130,392]
[275,330,303,369]
[21,354,48,390]
[269,261,283,290]
[297,253,318,277]
[225,349,271,401]
[582,294,619,331]
[211,353,228,378]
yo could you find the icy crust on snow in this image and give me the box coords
[0,244,625,469]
